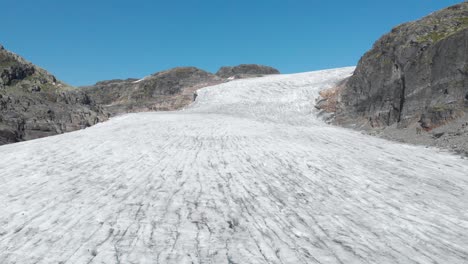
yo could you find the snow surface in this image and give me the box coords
[133,76,149,83]
[1,67,468,263]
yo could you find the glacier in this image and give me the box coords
[1,67,467,263]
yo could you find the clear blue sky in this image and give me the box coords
[1,0,463,86]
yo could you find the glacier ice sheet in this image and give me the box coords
[1,67,468,263]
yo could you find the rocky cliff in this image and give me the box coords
[315,3,468,155]
[82,67,223,116]
[0,45,108,145]
[216,64,280,79]
[336,3,468,130]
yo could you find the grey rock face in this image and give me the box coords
[216,64,280,78]
[0,45,108,145]
[1,64,36,86]
[337,3,468,130]
[0,92,107,145]
[82,67,223,116]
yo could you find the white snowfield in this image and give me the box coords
[1,67,468,264]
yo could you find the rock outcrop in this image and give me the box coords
[0,46,108,145]
[82,67,223,116]
[314,3,468,155]
[216,64,280,79]
[336,3,468,130]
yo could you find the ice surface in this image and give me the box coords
[1,67,468,263]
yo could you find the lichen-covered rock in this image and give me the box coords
[216,64,280,78]
[82,67,223,116]
[337,3,468,130]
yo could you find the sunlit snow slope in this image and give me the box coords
[1,67,468,264]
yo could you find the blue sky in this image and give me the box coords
[2,0,463,86]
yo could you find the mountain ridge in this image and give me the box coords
[81,67,224,116]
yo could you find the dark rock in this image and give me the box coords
[1,65,35,85]
[28,85,41,93]
[0,126,17,145]
[0,91,107,144]
[433,132,445,138]
[336,2,468,130]
[0,46,108,146]
[216,64,280,78]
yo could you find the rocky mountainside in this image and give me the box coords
[317,2,468,155]
[0,45,107,145]
[216,64,280,79]
[82,67,223,116]
[336,2,468,129]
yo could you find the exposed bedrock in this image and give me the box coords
[336,3,468,130]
